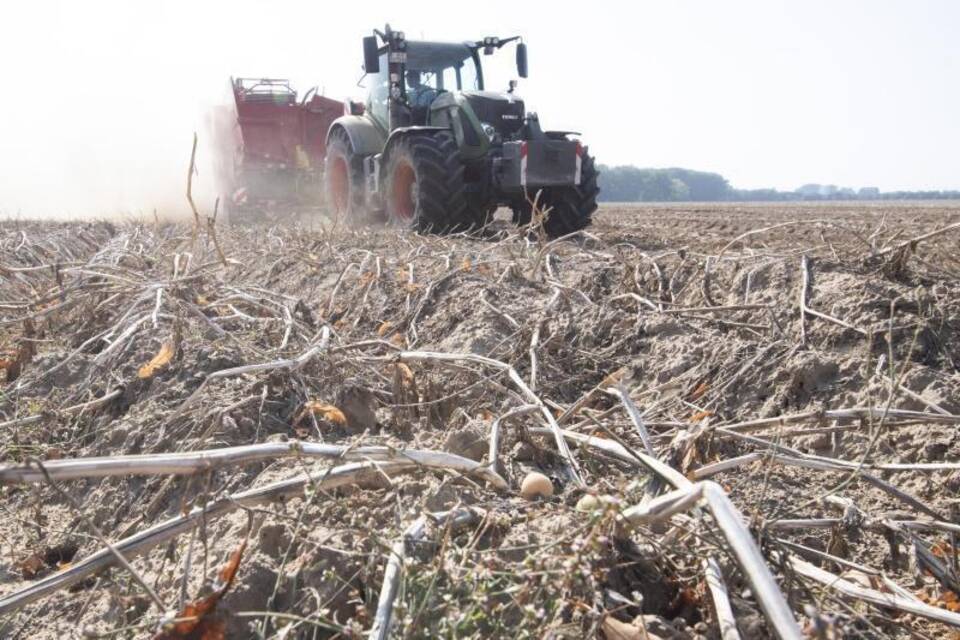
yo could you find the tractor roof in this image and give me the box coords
[405,40,474,71]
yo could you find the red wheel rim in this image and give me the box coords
[390,161,416,221]
[329,156,349,212]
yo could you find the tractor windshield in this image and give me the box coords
[405,41,482,92]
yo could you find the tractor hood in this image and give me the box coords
[461,91,525,137]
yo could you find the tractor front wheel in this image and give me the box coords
[512,147,599,237]
[324,128,366,221]
[383,131,487,233]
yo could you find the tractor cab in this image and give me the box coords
[365,40,484,129]
[324,25,598,237]
[361,30,525,134]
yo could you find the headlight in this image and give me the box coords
[481,122,497,141]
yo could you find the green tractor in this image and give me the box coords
[324,25,599,236]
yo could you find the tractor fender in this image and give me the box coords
[327,115,386,157]
[382,126,450,155]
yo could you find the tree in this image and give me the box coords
[597,166,728,202]
[663,168,729,201]
[595,165,960,203]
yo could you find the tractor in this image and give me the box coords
[325,26,599,236]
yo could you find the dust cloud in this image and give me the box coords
[0,78,223,221]
[0,3,512,221]
[0,4,396,221]
[0,5,251,221]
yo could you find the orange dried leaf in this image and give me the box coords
[138,343,174,379]
[689,381,710,400]
[16,554,45,579]
[677,586,700,606]
[397,362,414,381]
[600,368,626,387]
[393,363,415,386]
[390,333,407,348]
[0,346,29,382]
[690,410,714,422]
[154,540,246,640]
[460,257,472,271]
[217,540,245,585]
[302,402,347,425]
[377,321,394,337]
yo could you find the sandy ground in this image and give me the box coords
[0,202,959,639]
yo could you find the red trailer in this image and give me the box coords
[209,78,343,221]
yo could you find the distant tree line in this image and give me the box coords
[597,165,960,202]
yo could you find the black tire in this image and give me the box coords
[382,131,487,233]
[512,147,599,237]
[324,128,366,220]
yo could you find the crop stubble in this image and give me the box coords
[0,202,959,639]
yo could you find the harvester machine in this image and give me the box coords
[209,78,343,222]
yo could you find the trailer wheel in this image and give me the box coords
[324,128,366,220]
[383,131,486,233]
[512,148,599,237]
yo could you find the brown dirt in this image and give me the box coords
[1,202,959,639]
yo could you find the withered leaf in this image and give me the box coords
[297,401,347,426]
[689,380,710,400]
[153,540,246,640]
[15,554,45,579]
[138,343,174,379]
[391,363,415,386]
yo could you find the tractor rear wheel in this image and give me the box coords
[383,131,487,233]
[512,147,599,237]
[324,128,366,221]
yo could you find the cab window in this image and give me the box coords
[367,53,389,128]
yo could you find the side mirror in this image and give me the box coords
[516,42,528,78]
[363,36,380,73]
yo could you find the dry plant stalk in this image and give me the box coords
[185,132,202,241]
[397,350,585,487]
[703,557,741,640]
[528,427,801,639]
[0,441,508,490]
[0,461,493,615]
[784,553,960,627]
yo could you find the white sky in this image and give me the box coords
[1,1,957,216]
